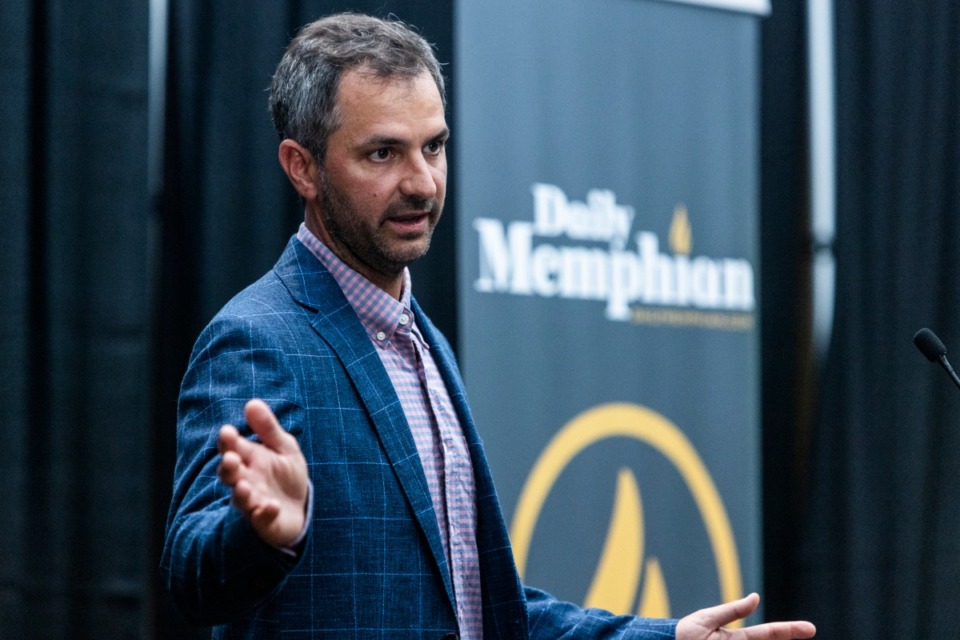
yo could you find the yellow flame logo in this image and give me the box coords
[509,403,742,624]
[583,469,671,617]
[669,204,693,256]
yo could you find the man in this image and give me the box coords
[161,12,816,640]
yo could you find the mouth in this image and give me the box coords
[385,211,431,235]
[383,197,440,236]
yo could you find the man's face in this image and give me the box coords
[308,69,448,291]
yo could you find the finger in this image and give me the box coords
[249,499,282,531]
[245,399,298,454]
[232,478,281,527]
[218,424,240,454]
[231,478,252,510]
[694,593,761,630]
[231,478,269,515]
[740,621,817,640]
[217,450,244,486]
[219,424,259,465]
[220,423,263,468]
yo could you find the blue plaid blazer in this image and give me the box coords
[161,237,678,640]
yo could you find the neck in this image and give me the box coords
[303,216,405,300]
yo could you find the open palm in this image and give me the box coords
[217,399,310,547]
[676,594,816,640]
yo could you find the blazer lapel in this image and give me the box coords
[273,238,458,610]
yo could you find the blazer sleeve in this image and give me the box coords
[524,586,678,639]
[160,309,307,625]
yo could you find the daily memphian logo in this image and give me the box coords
[510,403,743,626]
[473,184,756,329]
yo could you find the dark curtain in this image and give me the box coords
[758,0,815,626]
[793,2,960,639]
[0,1,152,638]
[148,2,456,637]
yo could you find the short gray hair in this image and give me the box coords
[269,13,446,164]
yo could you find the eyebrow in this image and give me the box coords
[360,127,450,148]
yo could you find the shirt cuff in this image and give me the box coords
[275,480,313,557]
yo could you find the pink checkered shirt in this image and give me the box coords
[297,224,482,640]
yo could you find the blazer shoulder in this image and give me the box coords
[216,269,298,319]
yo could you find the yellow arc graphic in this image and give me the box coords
[510,403,742,625]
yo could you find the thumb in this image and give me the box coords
[693,593,760,630]
[244,399,297,453]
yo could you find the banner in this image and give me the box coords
[455,0,763,620]
[658,0,770,15]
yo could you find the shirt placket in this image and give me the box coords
[411,338,479,640]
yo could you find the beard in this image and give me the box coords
[316,173,442,279]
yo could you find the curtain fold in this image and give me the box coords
[0,1,152,637]
[796,2,960,637]
[758,0,814,625]
[0,1,34,636]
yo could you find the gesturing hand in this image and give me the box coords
[217,399,310,548]
[676,593,816,640]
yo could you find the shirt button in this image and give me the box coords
[399,313,409,325]
[376,331,386,341]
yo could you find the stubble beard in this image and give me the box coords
[317,175,441,279]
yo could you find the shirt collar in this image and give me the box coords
[296,223,418,345]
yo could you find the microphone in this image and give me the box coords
[914,328,960,392]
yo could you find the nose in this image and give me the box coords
[399,153,440,200]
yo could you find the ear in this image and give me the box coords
[278,139,320,200]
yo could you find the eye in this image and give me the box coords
[369,148,393,162]
[424,139,445,156]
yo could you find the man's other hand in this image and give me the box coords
[676,593,816,640]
